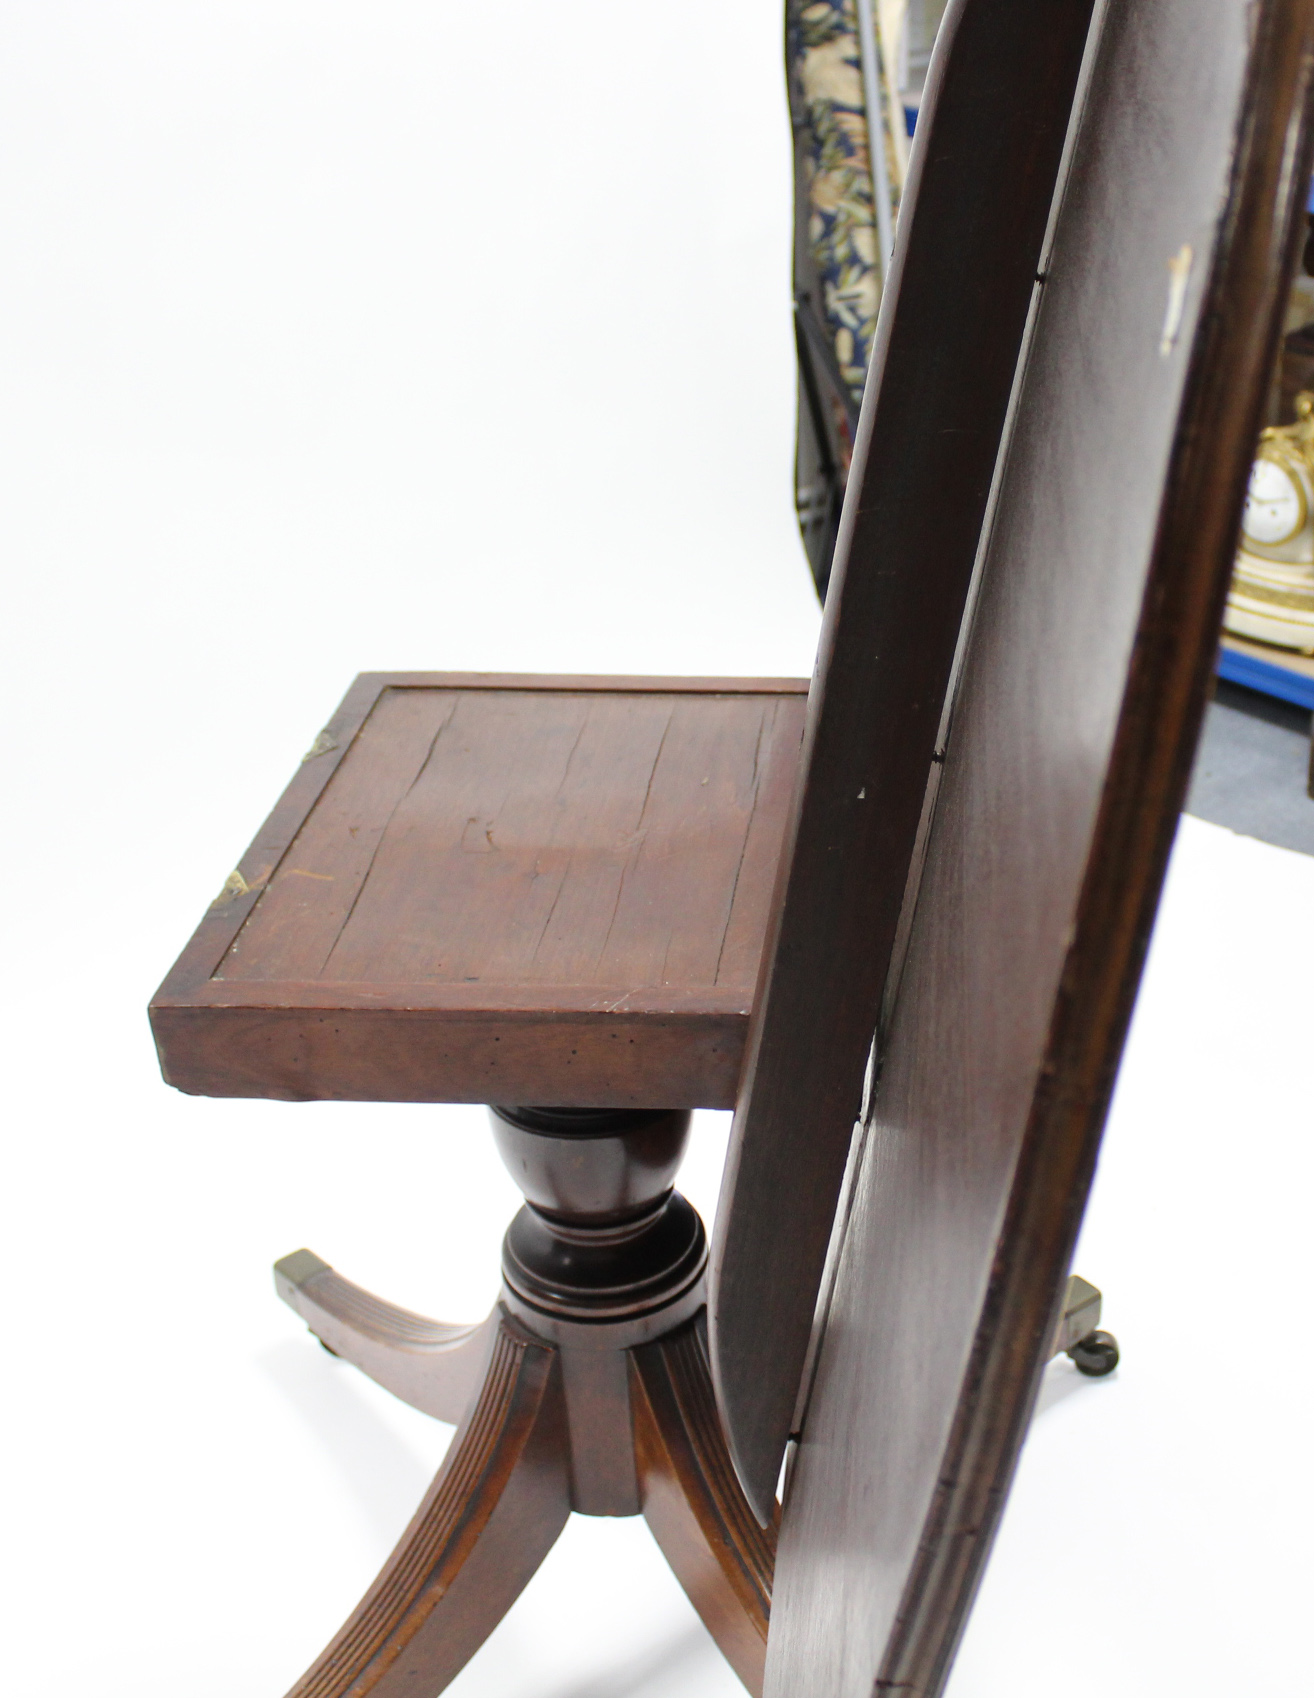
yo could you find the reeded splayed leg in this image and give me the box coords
[284,1309,570,1698]
[631,1317,778,1698]
[275,1249,496,1424]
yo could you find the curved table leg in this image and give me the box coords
[286,1308,570,1698]
[275,1249,495,1424]
[630,1317,778,1697]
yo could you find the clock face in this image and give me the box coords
[1242,455,1306,547]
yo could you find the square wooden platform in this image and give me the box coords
[151,673,808,1109]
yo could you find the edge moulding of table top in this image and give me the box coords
[151,674,808,1110]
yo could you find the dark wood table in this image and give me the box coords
[144,0,1314,1692]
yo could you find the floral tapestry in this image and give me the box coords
[787,0,882,407]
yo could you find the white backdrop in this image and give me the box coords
[0,6,1309,1696]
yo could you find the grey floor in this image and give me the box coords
[1185,679,1314,854]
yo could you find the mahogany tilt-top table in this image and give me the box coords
[151,670,1117,1696]
[149,0,1314,1689]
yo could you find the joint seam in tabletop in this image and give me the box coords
[713,707,772,987]
[591,706,674,975]
[524,739,584,969]
[318,695,461,979]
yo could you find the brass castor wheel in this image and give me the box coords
[1068,1329,1119,1377]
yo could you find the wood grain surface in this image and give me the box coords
[285,1313,570,1698]
[709,0,1100,1520]
[151,675,806,1107]
[766,2,1314,1695]
[632,1319,778,1697]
